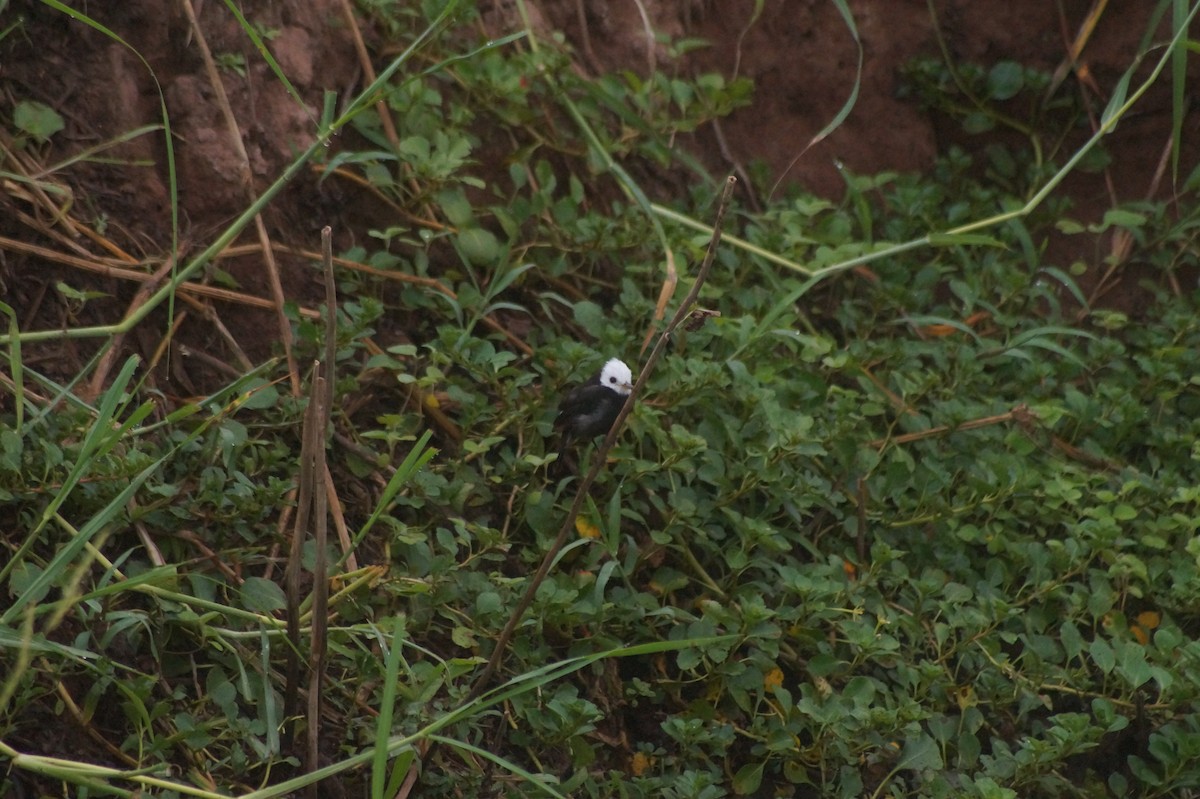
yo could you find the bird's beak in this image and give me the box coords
[621,382,633,391]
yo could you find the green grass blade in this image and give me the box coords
[1171,0,1188,181]
[371,615,409,798]
[221,0,310,118]
[427,734,570,799]
[35,0,180,345]
[0,301,24,431]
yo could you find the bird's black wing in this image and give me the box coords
[554,370,601,427]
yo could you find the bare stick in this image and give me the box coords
[284,230,339,771]
[467,176,738,700]
[305,373,329,797]
[284,364,318,728]
[304,229,338,792]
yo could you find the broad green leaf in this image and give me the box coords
[456,228,500,266]
[732,762,764,795]
[900,732,944,771]
[241,577,286,613]
[1101,208,1147,229]
[1089,638,1116,674]
[14,100,65,141]
[987,61,1024,100]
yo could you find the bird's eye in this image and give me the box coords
[608,376,616,383]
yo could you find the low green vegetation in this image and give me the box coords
[2,1,1200,797]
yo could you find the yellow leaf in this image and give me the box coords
[575,516,601,539]
[763,667,784,691]
[630,751,653,776]
[1136,610,1161,630]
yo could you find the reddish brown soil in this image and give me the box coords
[2,0,1192,387]
[547,0,1194,203]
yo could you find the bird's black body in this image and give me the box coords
[553,358,633,449]
[555,380,626,443]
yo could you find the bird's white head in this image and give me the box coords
[599,358,634,395]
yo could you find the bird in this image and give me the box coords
[553,357,634,453]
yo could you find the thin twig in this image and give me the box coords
[641,249,677,355]
[305,372,329,793]
[573,0,602,75]
[179,0,300,394]
[630,0,657,75]
[304,228,338,789]
[324,461,357,572]
[284,362,318,728]
[222,241,534,355]
[868,404,1034,450]
[144,306,190,381]
[467,176,738,700]
[0,127,76,235]
[338,0,401,150]
[0,235,324,320]
[711,117,761,213]
[319,226,356,570]
[82,256,176,402]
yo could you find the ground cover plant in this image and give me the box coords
[2,0,1200,797]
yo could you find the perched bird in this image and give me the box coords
[553,357,634,451]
